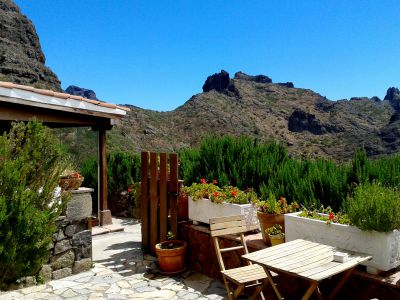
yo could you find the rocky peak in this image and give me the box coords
[234,71,272,83]
[384,87,400,110]
[0,0,61,91]
[66,85,98,100]
[202,70,230,92]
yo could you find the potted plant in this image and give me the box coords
[59,171,84,190]
[254,193,299,245]
[266,224,285,246]
[155,231,187,274]
[182,179,260,230]
[285,182,400,274]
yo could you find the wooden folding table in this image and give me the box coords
[242,239,372,300]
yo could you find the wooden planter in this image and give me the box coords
[285,212,400,274]
[155,240,187,274]
[257,212,285,245]
[188,197,259,231]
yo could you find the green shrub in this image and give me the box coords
[0,121,69,288]
[345,182,400,232]
[80,151,141,195]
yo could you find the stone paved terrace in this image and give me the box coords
[0,218,230,300]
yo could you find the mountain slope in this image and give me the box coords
[112,70,399,161]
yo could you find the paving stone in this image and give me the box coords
[20,284,46,294]
[131,280,149,289]
[49,279,81,290]
[52,267,72,280]
[106,283,120,294]
[131,289,176,299]
[134,286,158,293]
[107,294,127,299]
[61,289,78,298]
[117,280,131,289]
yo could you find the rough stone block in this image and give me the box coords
[50,249,75,270]
[52,267,72,280]
[53,229,66,242]
[66,189,93,222]
[65,224,77,237]
[54,239,72,255]
[38,265,52,282]
[72,230,92,260]
[72,258,92,274]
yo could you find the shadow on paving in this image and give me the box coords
[95,241,145,277]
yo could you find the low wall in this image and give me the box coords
[18,188,93,287]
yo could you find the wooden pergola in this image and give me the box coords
[0,81,129,225]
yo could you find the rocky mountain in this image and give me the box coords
[2,0,400,161]
[111,70,400,161]
[0,0,61,91]
[65,85,98,100]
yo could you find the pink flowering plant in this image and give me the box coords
[182,179,259,204]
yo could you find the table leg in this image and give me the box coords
[327,267,355,300]
[302,281,319,300]
[263,268,284,300]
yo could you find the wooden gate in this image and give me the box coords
[140,152,179,254]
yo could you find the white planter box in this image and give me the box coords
[188,197,259,231]
[285,212,400,273]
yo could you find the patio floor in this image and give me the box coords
[0,218,230,300]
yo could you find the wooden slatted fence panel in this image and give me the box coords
[140,151,180,254]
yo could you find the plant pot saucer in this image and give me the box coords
[158,265,187,275]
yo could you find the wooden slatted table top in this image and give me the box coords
[243,239,372,282]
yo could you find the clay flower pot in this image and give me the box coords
[257,211,285,245]
[155,240,187,274]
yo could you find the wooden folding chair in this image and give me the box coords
[210,215,270,300]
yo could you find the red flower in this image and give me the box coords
[213,191,219,197]
[231,190,238,197]
[200,178,207,184]
[329,213,334,220]
[127,188,132,193]
[213,179,218,185]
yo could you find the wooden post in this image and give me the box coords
[141,152,149,251]
[169,153,178,237]
[98,128,112,225]
[159,153,168,243]
[149,152,158,254]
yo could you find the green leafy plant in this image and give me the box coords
[344,182,400,232]
[0,120,70,288]
[254,193,299,214]
[299,206,350,225]
[266,224,284,236]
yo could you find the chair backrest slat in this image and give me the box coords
[210,215,251,271]
[210,215,247,237]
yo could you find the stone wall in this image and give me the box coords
[18,188,93,287]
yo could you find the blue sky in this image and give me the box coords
[15,0,400,111]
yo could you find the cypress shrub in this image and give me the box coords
[0,121,69,288]
[80,151,141,195]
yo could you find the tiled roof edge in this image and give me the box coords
[0,81,130,112]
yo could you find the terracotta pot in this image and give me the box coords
[155,240,187,274]
[269,234,285,246]
[257,212,285,245]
